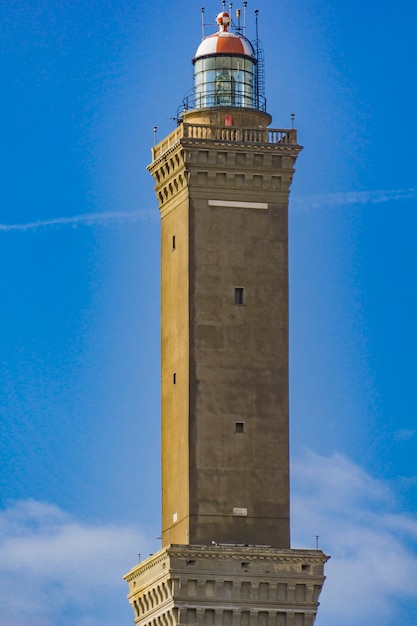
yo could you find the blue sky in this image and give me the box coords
[0,0,416,624]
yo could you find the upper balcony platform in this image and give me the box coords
[151,122,299,162]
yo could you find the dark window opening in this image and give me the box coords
[235,422,245,433]
[234,287,244,305]
[173,372,176,384]
[172,235,176,250]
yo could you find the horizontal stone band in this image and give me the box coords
[208,200,269,209]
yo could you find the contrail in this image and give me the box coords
[291,187,417,211]
[2,188,415,229]
[0,209,155,232]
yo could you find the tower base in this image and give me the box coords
[125,544,329,626]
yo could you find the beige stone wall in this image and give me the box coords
[182,107,272,128]
[125,545,328,626]
[160,196,190,545]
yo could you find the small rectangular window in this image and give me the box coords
[235,422,245,433]
[234,287,244,305]
[173,372,176,384]
[172,235,176,250]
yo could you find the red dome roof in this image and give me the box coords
[194,12,254,60]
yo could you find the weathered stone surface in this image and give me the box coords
[148,112,302,549]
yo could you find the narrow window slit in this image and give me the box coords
[234,287,244,305]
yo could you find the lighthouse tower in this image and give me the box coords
[125,9,328,626]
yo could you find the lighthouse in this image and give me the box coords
[125,8,328,626]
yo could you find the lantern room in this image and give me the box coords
[184,11,265,113]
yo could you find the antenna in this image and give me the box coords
[236,8,241,33]
[153,126,157,145]
[254,10,260,108]
[315,535,319,550]
[251,9,266,110]
[243,2,247,36]
[201,6,205,38]
[291,113,295,129]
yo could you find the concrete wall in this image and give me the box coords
[189,196,290,547]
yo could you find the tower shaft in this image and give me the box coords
[150,112,301,549]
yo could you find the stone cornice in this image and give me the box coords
[167,544,329,563]
[125,545,329,583]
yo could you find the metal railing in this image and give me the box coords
[180,90,267,115]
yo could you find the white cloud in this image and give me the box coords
[0,500,155,626]
[394,428,416,442]
[0,209,154,232]
[291,450,417,626]
[2,457,416,626]
[292,187,417,211]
